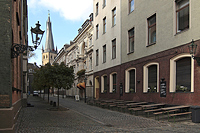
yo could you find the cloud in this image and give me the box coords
[28,0,93,21]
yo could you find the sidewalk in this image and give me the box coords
[16,96,111,133]
[16,95,200,133]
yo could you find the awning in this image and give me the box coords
[77,82,85,90]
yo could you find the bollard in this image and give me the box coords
[50,101,53,105]
[53,102,56,107]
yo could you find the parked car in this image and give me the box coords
[33,91,39,96]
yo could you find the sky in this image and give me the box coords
[28,0,93,66]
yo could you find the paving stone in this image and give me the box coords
[16,95,200,133]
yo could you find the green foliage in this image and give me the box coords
[129,88,134,93]
[32,62,74,90]
[52,62,74,89]
[176,85,189,92]
[148,86,157,93]
[76,69,86,78]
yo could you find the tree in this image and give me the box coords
[32,62,74,108]
[52,62,74,108]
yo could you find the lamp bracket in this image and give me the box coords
[194,56,200,66]
[11,43,34,58]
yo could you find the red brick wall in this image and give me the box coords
[12,0,23,104]
[94,40,200,106]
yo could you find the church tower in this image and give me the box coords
[42,12,57,65]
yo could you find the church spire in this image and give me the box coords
[44,11,55,53]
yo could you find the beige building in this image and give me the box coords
[94,0,200,105]
[54,15,94,100]
[67,17,94,99]
[93,0,122,99]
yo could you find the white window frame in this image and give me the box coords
[110,72,117,93]
[143,62,159,93]
[170,53,194,92]
[125,68,136,93]
[101,74,107,93]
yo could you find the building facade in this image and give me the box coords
[54,15,94,100]
[0,0,28,132]
[93,0,200,105]
[93,0,122,99]
[27,63,39,94]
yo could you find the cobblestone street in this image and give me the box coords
[16,96,200,133]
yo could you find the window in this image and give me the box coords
[112,7,116,26]
[110,73,117,93]
[89,56,92,70]
[112,39,116,59]
[96,49,99,66]
[170,54,194,92]
[129,0,134,13]
[176,0,189,33]
[128,28,134,53]
[148,14,156,45]
[125,68,136,93]
[143,63,159,93]
[96,2,99,16]
[103,0,106,8]
[103,45,106,63]
[103,17,106,34]
[148,65,157,92]
[101,75,108,93]
[84,60,86,69]
[96,24,99,39]
[176,57,191,92]
[89,37,92,46]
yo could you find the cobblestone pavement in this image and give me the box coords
[16,95,200,133]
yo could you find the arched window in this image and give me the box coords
[148,65,157,92]
[176,57,191,92]
[170,54,194,92]
[101,75,108,93]
[143,63,159,93]
[110,72,117,93]
[125,68,136,93]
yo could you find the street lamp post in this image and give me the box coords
[11,21,45,58]
[188,39,200,66]
[84,76,87,103]
[30,21,45,49]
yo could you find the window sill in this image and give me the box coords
[111,24,116,28]
[127,51,134,55]
[143,92,158,94]
[146,42,156,47]
[169,91,193,93]
[128,10,134,15]
[124,91,136,94]
[175,28,189,36]
[110,92,116,94]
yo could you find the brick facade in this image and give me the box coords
[94,40,200,106]
[0,0,28,132]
